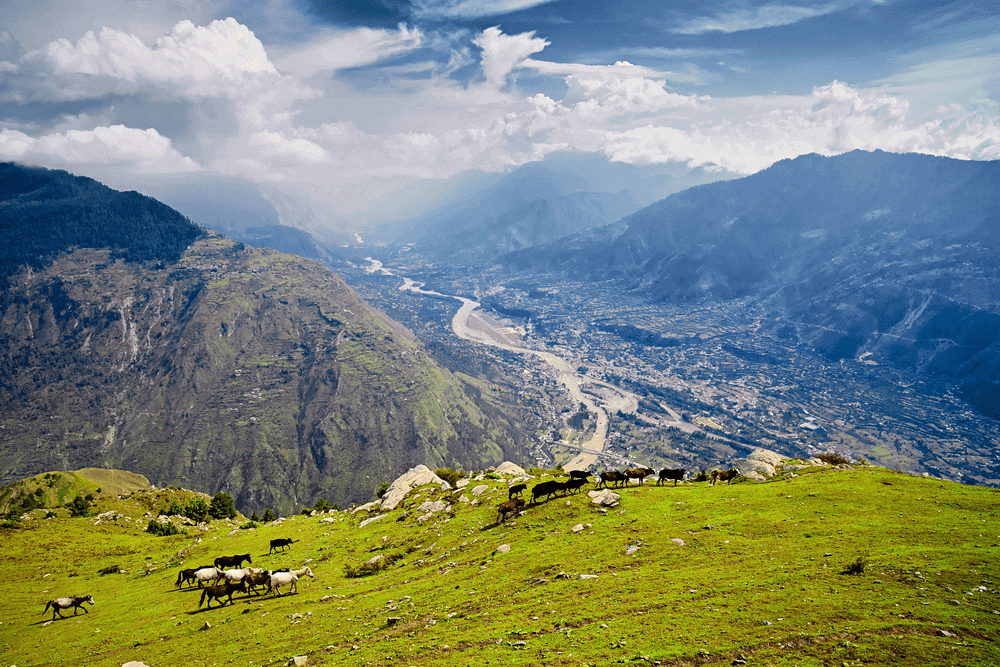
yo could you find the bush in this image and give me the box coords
[250,511,260,522]
[313,498,332,513]
[183,498,210,523]
[843,551,870,575]
[262,508,276,522]
[375,481,390,499]
[694,469,710,482]
[67,495,93,517]
[817,453,850,466]
[163,500,183,516]
[146,519,181,537]
[239,521,259,530]
[209,492,237,520]
[435,467,467,487]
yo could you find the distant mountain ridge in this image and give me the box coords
[0,163,525,513]
[502,150,1000,418]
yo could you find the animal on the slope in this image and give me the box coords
[269,566,314,596]
[531,480,563,503]
[269,538,297,554]
[625,467,655,484]
[214,553,252,569]
[192,566,225,587]
[244,569,272,595]
[43,595,94,620]
[711,469,740,486]
[657,468,686,486]
[562,477,588,494]
[496,497,526,524]
[598,470,628,489]
[176,567,210,589]
[224,567,261,583]
[568,470,592,481]
[508,483,527,500]
[198,580,247,608]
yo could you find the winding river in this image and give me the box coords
[366,258,624,470]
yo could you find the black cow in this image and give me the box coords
[657,468,686,486]
[562,477,588,494]
[269,538,297,554]
[508,483,527,500]
[532,480,563,503]
[598,471,628,489]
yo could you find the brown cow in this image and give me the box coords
[710,469,740,486]
[598,471,628,489]
[497,497,526,523]
[625,467,655,485]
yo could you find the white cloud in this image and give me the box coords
[673,4,838,35]
[0,125,202,173]
[46,18,278,96]
[412,0,557,20]
[473,27,549,86]
[274,24,423,78]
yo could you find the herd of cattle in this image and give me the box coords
[496,466,740,523]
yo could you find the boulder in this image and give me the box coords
[417,500,447,515]
[589,489,620,507]
[470,484,489,497]
[495,462,528,476]
[734,448,786,478]
[380,465,448,511]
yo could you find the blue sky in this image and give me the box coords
[1,0,998,218]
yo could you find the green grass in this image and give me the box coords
[2,464,998,666]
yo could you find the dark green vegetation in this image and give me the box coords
[0,163,528,514]
[0,162,203,281]
[1,461,998,666]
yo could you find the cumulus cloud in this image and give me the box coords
[274,24,423,78]
[0,125,202,173]
[473,26,549,86]
[46,18,278,96]
[673,4,838,35]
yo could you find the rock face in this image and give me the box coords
[735,449,785,478]
[379,466,448,510]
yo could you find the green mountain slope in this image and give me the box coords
[1,460,997,666]
[0,164,527,514]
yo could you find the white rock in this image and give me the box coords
[358,514,389,529]
[626,545,640,555]
[366,554,384,566]
[670,538,686,547]
[379,465,449,511]
[590,490,620,506]
[577,574,598,580]
[572,524,584,533]
[351,501,380,514]
[456,479,470,489]
[471,484,489,497]
[417,500,447,514]
[496,544,511,554]
[495,462,527,476]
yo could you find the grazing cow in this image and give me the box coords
[562,477,588,494]
[568,470,592,481]
[269,538,297,554]
[625,467,655,485]
[657,468,686,486]
[508,483,526,500]
[199,580,247,608]
[598,471,628,489]
[531,480,563,503]
[214,553,252,569]
[496,497,526,524]
[710,469,740,486]
[43,595,94,620]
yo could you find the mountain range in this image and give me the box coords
[503,150,1000,419]
[0,163,526,514]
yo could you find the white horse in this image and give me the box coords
[224,567,262,583]
[43,594,94,620]
[192,566,224,587]
[269,566,314,596]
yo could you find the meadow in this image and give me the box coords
[1,460,998,666]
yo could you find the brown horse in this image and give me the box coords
[199,580,247,608]
[43,595,94,620]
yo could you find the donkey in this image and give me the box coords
[43,595,94,620]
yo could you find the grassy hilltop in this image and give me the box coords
[1,460,998,667]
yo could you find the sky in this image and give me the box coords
[1,0,998,221]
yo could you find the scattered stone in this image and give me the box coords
[625,545,640,556]
[386,617,403,627]
[359,514,389,529]
[418,500,447,515]
[122,662,153,667]
[496,544,511,554]
[42,620,52,627]
[589,489,621,507]
[351,501,380,514]
[200,621,211,631]
[396,512,409,521]
[531,578,549,586]
[670,538,686,547]
[761,620,773,626]
[937,629,955,637]
[509,640,527,647]
[456,478,470,489]
[471,485,490,497]
[577,574,598,580]
[366,554,384,566]
[572,524,585,533]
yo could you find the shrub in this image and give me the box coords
[313,498,332,512]
[250,511,260,522]
[817,453,850,466]
[435,467,467,487]
[239,521,259,530]
[67,495,93,517]
[375,481,390,499]
[843,551,870,575]
[183,498,210,523]
[262,508,276,522]
[163,500,183,516]
[694,469,710,482]
[146,519,181,537]
[209,492,237,520]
